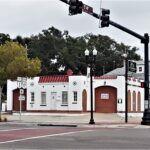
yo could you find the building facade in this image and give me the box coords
[7,73,144,116]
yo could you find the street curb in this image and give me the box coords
[1,121,150,128]
[37,123,77,127]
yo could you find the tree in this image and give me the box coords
[0,33,11,45]
[0,41,41,119]
[13,35,31,47]
[28,27,66,75]
[26,27,141,76]
[85,33,141,75]
[61,36,86,74]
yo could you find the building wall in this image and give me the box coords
[26,76,87,112]
[68,76,87,111]
[91,76,125,112]
[127,85,144,112]
[7,75,144,115]
[27,77,70,111]
[86,76,144,113]
[7,80,18,112]
[128,78,144,112]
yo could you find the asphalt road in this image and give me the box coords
[0,123,150,149]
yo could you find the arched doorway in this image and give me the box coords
[82,89,87,112]
[13,89,27,111]
[137,92,141,112]
[133,91,136,112]
[95,86,117,113]
[128,90,131,112]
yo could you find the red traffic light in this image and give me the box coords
[141,82,145,88]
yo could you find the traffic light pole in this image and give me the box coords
[59,0,150,125]
[109,21,150,124]
[125,57,128,123]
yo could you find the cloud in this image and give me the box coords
[0,0,149,58]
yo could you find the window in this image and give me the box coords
[139,67,142,72]
[41,92,46,105]
[73,91,77,102]
[31,92,35,103]
[62,91,68,105]
[101,93,109,100]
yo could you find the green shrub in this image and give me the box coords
[0,117,7,122]
[3,117,7,122]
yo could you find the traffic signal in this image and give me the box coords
[101,9,110,27]
[141,82,145,88]
[69,0,83,15]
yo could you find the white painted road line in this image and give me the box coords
[0,130,94,144]
[0,127,40,132]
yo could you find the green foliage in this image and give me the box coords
[84,34,141,75]
[0,41,41,83]
[26,58,41,77]
[61,36,86,74]
[28,27,65,75]
[0,41,41,117]
[13,26,141,76]
[0,33,11,45]
[0,116,7,122]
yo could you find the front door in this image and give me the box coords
[95,86,117,113]
[82,90,87,112]
[13,89,26,111]
[50,92,57,110]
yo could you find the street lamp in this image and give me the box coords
[122,53,128,123]
[85,48,97,124]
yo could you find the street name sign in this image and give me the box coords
[128,61,136,73]
[83,4,93,14]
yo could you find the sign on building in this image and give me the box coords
[128,61,136,73]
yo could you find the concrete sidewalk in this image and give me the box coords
[1,112,142,125]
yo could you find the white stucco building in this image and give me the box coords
[7,68,144,116]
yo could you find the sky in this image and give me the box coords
[0,0,150,58]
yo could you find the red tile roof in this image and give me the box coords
[39,75,69,83]
[94,76,117,79]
